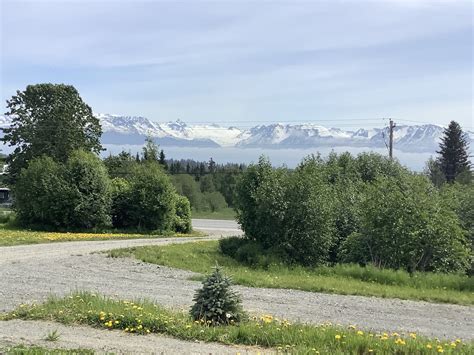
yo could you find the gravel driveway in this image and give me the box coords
[0,219,473,345]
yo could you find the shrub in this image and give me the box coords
[190,265,244,325]
[234,156,289,248]
[14,156,74,228]
[174,195,192,233]
[126,162,177,231]
[282,156,335,266]
[64,150,112,229]
[14,151,112,229]
[110,177,133,228]
[203,191,227,212]
[346,174,469,273]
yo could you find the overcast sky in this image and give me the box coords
[1,0,472,129]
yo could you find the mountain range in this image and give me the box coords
[1,113,473,153]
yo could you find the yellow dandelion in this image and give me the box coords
[357,330,364,336]
[335,334,341,340]
[426,344,432,349]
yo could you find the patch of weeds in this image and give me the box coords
[5,292,473,354]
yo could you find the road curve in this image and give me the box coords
[0,219,473,341]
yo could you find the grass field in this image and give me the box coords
[108,241,474,305]
[4,292,471,354]
[0,224,201,247]
[191,207,236,220]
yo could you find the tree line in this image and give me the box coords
[230,124,472,274]
[1,84,191,232]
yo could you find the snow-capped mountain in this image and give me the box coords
[1,113,472,153]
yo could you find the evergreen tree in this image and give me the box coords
[436,121,471,183]
[159,149,168,170]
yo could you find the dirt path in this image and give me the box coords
[0,221,473,344]
[0,319,265,354]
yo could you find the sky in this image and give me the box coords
[0,0,472,129]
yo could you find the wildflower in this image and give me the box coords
[450,342,456,348]
[335,335,341,340]
[185,325,192,329]
[357,330,364,336]
[455,339,461,344]
[395,338,406,345]
[426,344,432,349]
[409,332,417,339]
[437,348,444,353]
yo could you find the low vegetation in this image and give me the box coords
[108,241,474,305]
[4,292,471,354]
[0,345,94,355]
[0,223,199,247]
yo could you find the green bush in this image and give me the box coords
[282,156,335,266]
[344,174,470,273]
[234,156,289,248]
[64,150,112,229]
[190,265,244,325]
[14,156,71,228]
[174,195,192,233]
[203,191,227,212]
[110,177,133,228]
[14,151,112,229]
[126,162,177,231]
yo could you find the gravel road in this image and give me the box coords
[0,320,264,354]
[1,219,473,350]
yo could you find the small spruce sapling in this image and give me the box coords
[190,264,244,325]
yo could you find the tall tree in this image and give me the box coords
[2,84,102,182]
[142,135,159,162]
[436,121,471,183]
[159,149,168,170]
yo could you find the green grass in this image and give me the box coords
[0,224,203,247]
[0,345,94,354]
[4,292,471,354]
[108,241,474,305]
[191,207,236,220]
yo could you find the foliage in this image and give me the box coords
[108,241,474,305]
[110,177,133,228]
[282,156,335,265]
[64,150,112,229]
[342,174,470,273]
[103,151,138,179]
[174,195,192,233]
[14,156,72,228]
[142,135,160,162]
[202,191,228,212]
[14,151,111,229]
[234,156,289,248]
[190,265,244,325]
[126,162,177,231]
[2,84,102,183]
[8,292,472,354]
[436,121,472,183]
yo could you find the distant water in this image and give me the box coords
[103,145,435,171]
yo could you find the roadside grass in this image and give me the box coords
[1,345,94,354]
[0,224,202,247]
[191,207,236,220]
[4,292,471,354]
[107,241,474,305]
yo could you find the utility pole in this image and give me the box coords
[389,119,396,159]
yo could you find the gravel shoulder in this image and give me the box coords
[0,219,473,343]
[0,319,265,354]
